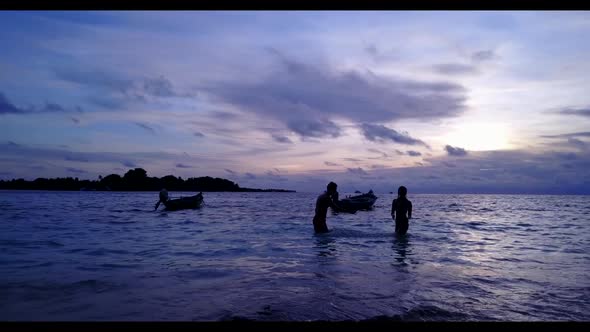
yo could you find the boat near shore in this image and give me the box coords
[336,190,378,212]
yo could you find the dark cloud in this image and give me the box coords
[122,161,136,168]
[54,67,134,92]
[65,155,89,162]
[135,122,156,135]
[395,150,405,155]
[224,169,236,175]
[202,54,466,139]
[0,92,28,114]
[287,118,341,138]
[271,134,293,144]
[347,167,368,175]
[567,138,588,150]
[70,117,80,124]
[7,141,20,147]
[244,172,257,179]
[540,132,590,138]
[193,131,205,138]
[370,164,387,169]
[407,150,422,157]
[360,123,427,146]
[175,163,193,168]
[472,50,497,62]
[343,158,362,162]
[364,43,398,63]
[557,107,590,117]
[367,148,390,158]
[0,92,77,115]
[445,145,468,156]
[42,103,66,112]
[433,63,478,75]
[66,167,87,174]
[209,111,239,120]
[324,161,342,167]
[143,76,176,97]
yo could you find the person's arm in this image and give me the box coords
[391,199,396,220]
[408,201,412,219]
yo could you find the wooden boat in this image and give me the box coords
[155,190,204,211]
[336,190,377,211]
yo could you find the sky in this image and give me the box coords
[1,11,589,194]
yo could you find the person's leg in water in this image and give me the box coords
[313,215,329,233]
[395,218,409,235]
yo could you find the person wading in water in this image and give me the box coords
[391,186,412,235]
[312,182,341,233]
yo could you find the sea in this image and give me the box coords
[0,191,588,321]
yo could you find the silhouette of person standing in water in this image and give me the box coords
[391,186,412,235]
[313,182,340,233]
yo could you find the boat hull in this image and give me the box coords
[163,194,203,211]
[335,191,378,212]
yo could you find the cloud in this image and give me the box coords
[347,167,368,175]
[324,161,342,167]
[7,141,20,147]
[70,117,80,124]
[0,92,28,114]
[66,167,87,174]
[471,50,497,62]
[367,148,390,158]
[540,132,590,138]
[224,168,236,175]
[122,161,136,168]
[360,123,427,146]
[65,155,89,162]
[271,134,293,144]
[1,91,84,115]
[135,122,156,135]
[407,150,422,157]
[567,138,588,150]
[244,172,257,179]
[193,131,205,138]
[395,150,405,155]
[202,53,466,139]
[286,118,341,138]
[175,163,193,168]
[556,108,590,117]
[143,75,176,97]
[343,158,362,162]
[433,63,478,75]
[445,145,468,156]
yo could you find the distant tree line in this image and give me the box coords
[0,168,295,192]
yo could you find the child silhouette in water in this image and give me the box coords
[391,186,412,235]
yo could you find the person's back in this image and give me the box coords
[391,186,412,235]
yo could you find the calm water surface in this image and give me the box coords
[0,191,588,321]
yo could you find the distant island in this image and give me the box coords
[0,168,296,192]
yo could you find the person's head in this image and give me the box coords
[159,188,169,202]
[397,186,407,198]
[327,182,338,194]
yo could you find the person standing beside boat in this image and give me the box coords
[312,182,341,233]
[391,186,412,235]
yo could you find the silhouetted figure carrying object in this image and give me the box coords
[391,186,412,235]
[155,188,169,210]
[313,182,343,233]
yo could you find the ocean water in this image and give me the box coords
[0,190,588,321]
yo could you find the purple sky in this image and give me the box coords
[1,11,589,193]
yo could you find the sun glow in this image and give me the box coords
[443,123,512,151]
